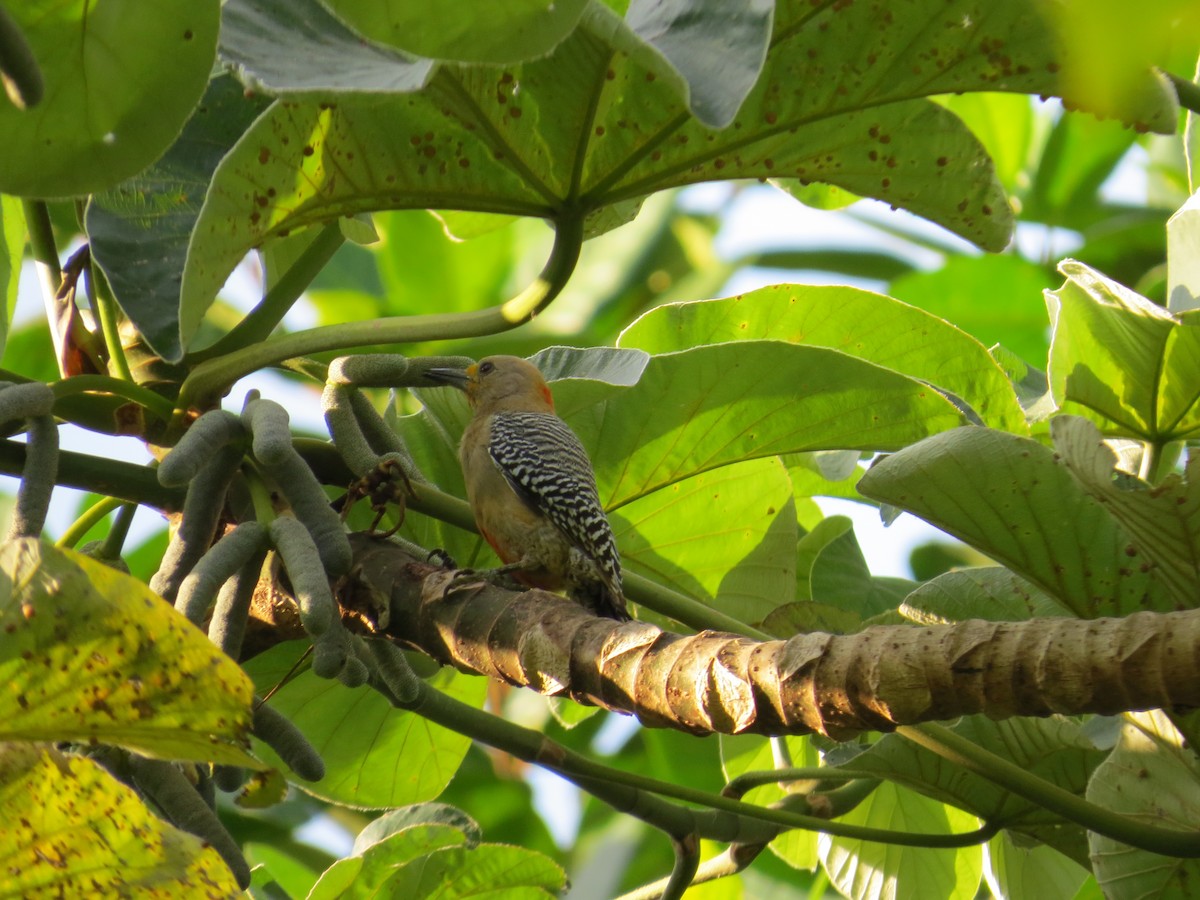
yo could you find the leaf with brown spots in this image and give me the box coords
[0,744,241,897]
[0,539,257,765]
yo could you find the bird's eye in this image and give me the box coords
[479,361,495,375]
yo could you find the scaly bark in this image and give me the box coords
[336,534,1200,740]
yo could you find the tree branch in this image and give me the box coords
[339,535,1200,740]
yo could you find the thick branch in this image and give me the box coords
[341,535,1200,740]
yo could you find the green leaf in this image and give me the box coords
[1087,711,1200,897]
[322,0,588,65]
[1046,260,1200,441]
[311,828,565,900]
[571,342,965,509]
[625,0,773,128]
[983,830,1089,900]
[0,539,256,764]
[1023,112,1139,227]
[890,255,1058,378]
[819,780,983,900]
[612,457,796,628]
[900,568,1063,624]
[309,824,470,900]
[353,804,481,855]
[853,717,1100,866]
[1052,416,1200,610]
[799,515,917,618]
[857,428,1172,618]
[1167,190,1200,313]
[0,744,240,896]
[244,644,485,809]
[220,0,435,96]
[372,210,522,317]
[86,75,271,362]
[0,0,220,197]
[934,93,1035,195]
[619,284,1026,433]
[178,0,1173,320]
[0,196,25,359]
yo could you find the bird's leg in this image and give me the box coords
[440,560,528,598]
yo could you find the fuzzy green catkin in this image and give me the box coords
[327,354,411,387]
[241,397,292,466]
[149,443,243,602]
[208,547,267,660]
[267,516,336,637]
[6,413,58,540]
[157,409,245,487]
[322,382,378,477]
[246,397,352,577]
[129,757,250,889]
[212,765,248,793]
[252,701,325,782]
[174,521,267,625]
[0,381,54,421]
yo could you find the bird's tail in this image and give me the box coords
[572,578,630,622]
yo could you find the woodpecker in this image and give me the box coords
[426,355,629,621]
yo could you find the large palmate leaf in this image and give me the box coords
[0,744,240,896]
[620,285,1027,433]
[0,539,255,764]
[1046,260,1200,441]
[0,0,220,198]
[171,0,1175,350]
[858,429,1172,618]
[245,643,485,809]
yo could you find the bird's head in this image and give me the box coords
[426,355,555,413]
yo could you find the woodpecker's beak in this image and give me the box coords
[425,364,475,391]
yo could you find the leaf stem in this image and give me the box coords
[1166,71,1200,115]
[50,374,175,423]
[56,495,123,549]
[171,210,585,424]
[90,265,134,381]
[188,221,346,363]
[899,722,1200,857]
[369,640,1001,848]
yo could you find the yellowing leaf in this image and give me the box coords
[0,539,256,765]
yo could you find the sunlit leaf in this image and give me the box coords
[1046,260,1200,441]
[620,284,1026,433]
[244,643,485,809]
[1052,416,1200,609]
[858,428,1172,617]
[0,744,240,896]
[0,0,220,197]
[0,539,256,764]
[819,780,983,900]
[1087,711,1200,897]
[612,457,796,629]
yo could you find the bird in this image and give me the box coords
[426,355,630,621]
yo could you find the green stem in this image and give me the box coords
[50,374,174,423]
[101,502,137,558]
[245,466,279,524]
[172,211,585,423]
[1166,71,1200,115]
[0,439,181,510]
[56,495,123,549]
[899,723,1200,857]
[21,199,60,283]
[189,222,346,363]
[90,266,134,381]
[724,767,872,798]
[371,643,999,849]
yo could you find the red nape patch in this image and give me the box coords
[541,384,554,410]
